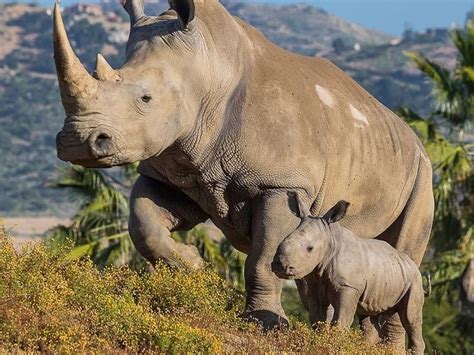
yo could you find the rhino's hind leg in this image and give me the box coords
[377,158,434,348]
[129,176,209,269]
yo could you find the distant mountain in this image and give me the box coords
[0,2,453,214]
[222,1,392,55]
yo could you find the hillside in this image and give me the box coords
[223,1,391,55]
[0,1,454,214]
[326,29,455,115]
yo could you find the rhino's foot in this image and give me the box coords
[172,243,205,270]
[243,310,289,331]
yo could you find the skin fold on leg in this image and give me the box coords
[359,315,382,344]
[331,289,359,328]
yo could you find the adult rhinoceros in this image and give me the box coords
[53,0,434,344]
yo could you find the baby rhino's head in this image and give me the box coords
[272,198,350,280]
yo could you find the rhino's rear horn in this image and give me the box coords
[94,54,121,82]
[121,0,145,24]
[53,2,98,101]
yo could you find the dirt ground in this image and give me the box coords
[1,217,70,248]
[0,217,224,249]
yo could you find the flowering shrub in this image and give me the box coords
[0,228,389,353]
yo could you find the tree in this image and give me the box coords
[405,21,474,140]
[47,164,144,269]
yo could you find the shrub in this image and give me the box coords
[0,226,388,353]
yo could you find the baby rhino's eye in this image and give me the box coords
[307,246,314,252]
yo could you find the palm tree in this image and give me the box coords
[405,20,474,139]
[47,164,144,269]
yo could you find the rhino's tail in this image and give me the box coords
[422,272,432,297]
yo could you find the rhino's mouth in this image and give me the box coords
[56,128,119,168]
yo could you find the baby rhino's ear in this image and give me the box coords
[323,201,350,223]
[289,192,311,219]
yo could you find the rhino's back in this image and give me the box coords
[234,20,428,238]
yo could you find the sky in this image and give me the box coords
[11,0,474,35]
[257,0,474,35]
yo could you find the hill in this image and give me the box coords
[326,29,455,115]
[0,1,453,214]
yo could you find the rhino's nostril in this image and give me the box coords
[96,133,111,142]
[95,133,111,149]
[286,266,295,275]
[89,130,115,158]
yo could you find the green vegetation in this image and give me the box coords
[395,19,474,354]
[0,226,387,353]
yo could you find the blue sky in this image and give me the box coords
[257,0,474,35]
[12,0,474,35]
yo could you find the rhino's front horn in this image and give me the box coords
[53,2,97,102]
[93,54,121,82]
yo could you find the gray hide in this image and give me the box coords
[52,0,434,337]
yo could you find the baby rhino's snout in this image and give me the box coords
[272,242,299,279]
[271,259,295,278]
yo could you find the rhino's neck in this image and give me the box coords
[140,13,252,216]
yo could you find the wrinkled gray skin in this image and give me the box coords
[53,0,434,338]
[272,200,426,354]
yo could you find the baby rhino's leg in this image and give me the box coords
[399,280,425,355]
[332,288,359,328]
[359,315,381,344]
[309,302,331,329]
[304,280,330,328]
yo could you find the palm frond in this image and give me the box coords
[404,50,469,128]
[451,21,474,70]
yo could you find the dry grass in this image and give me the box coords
[0,224,392,353]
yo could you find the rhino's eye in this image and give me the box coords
[141,95,152,103]
[307,246,314,252]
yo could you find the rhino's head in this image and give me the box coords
[54,0,238,167]
[272,200,350,280]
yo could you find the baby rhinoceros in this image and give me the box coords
[272,199,427,354]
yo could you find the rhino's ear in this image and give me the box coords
[323,201,350,224]
[289,192,311,219]
[121,0,145,24]
[169,0,195,28]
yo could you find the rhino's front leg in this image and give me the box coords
[245,191,300,329]
[129,176,209,269]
